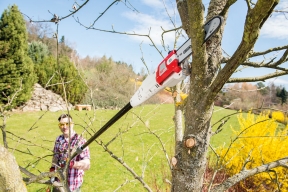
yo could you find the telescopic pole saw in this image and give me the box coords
[71,16,223,160]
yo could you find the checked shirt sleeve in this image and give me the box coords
[78,138,90,160]
[68,135,90,191]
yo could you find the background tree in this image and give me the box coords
[214,82,288,111]
[276,87,287,105]
[37,55,87,105]
[256,82,269,96]
[0,5,36,108]
[268,83,279,105]
[26,33,86,105]
[28,41,49,64]
[81,55,138,107]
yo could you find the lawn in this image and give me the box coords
[1,104,239,191]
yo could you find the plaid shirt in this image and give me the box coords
[53,133,90,191]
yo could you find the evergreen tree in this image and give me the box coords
[95,55,113,74]
[276,87,287,105]
[28,41,49,64]
[0,5,36,108]
[38,55,87,105]
[256,82,269,95]
[60,35,65,44]
[56,56,87,104]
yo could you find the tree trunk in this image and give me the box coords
[1,115,8,148]
[0,145,27,192]
[172,100,214,191]
[172,0,225,191]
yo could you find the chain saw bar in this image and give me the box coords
[155,15,223,86]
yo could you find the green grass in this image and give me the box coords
[210,107,240,148]
[1,104,240,192]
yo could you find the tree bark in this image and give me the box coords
[174,83,184,153]
[0,145,27,192]
[1,115,8,148]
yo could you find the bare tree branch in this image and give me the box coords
[20,166,66,191]
[212,0,279,94]
[219,0,238,16]
[97,140,153,192]
[113,179,134,192]
[161,26,183,52]
[88,0,120,29]
[74,18,165,58]
[228,70,288,83]
[222,45,288,65]
[139,42,151,75]
[250,45,288,58]
[211,157,288,192]
[1,80,24,148]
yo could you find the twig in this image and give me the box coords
[211,157,288,192]
[98,140,153,192]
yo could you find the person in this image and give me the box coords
[50,114,90,192]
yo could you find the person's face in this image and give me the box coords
[58,117,74,138]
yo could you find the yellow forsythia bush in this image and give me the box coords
[271,111,287,124]
[217,111,288,191]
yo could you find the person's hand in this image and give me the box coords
[71,159,90,170]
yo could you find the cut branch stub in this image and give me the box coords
[185,138,196,148]
[171,156,178,167]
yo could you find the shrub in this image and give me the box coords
[271,111,287,124]
[217,112,288,191]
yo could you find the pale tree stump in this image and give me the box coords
[0,145,27,192]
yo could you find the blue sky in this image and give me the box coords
[1,0,288,87]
